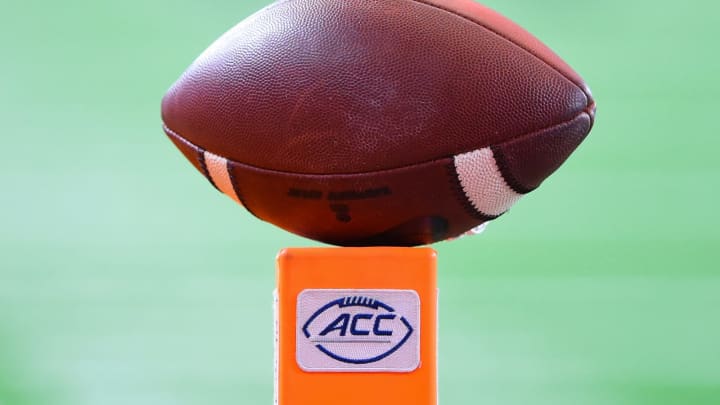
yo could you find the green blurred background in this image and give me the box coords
[1,0,718,404]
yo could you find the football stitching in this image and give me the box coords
[408,0,592,103]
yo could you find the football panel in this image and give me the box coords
[161,0,591,175]
[164,124,205,176]
[226,156,494,246]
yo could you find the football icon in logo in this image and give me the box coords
[296,290,420,372]
[302,296,413,364]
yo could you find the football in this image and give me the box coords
[161,0,596,246]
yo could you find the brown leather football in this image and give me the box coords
[162,0,596,246]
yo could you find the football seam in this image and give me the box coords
[166,122,498,229]
[408,0,591,103]
[165,114,581,225]
[168,126,220,191]
[162,110,587,177]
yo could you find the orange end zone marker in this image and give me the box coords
[275,247,438,405]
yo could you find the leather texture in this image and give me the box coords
[162,0,596,246]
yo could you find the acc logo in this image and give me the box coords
[296,289,420,372]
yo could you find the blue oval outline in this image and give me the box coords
[302,296,414,365]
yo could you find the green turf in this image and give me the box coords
[1,0,719,404]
